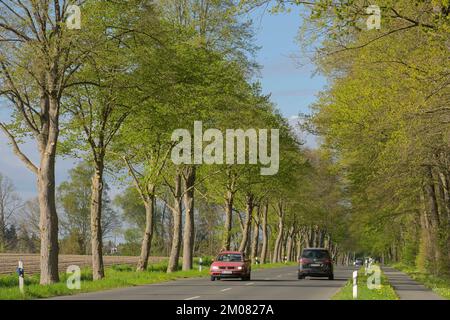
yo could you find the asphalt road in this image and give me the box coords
[52,265,355,300]
[382,267,445,300]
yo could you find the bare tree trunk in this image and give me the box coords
[36,93,59,284]
[222,191,233,251]
[91,162,105,280]
[167,173,182,273]
[38,151,59,284]
[286,226,294,261]
[272,234,281,263]
[272,202,284,263]
[166,204,173,257]
[137,191,155,271]
[314,227,321,247]
[250,206,260,264]
[239,194,254,253]
[307,226,314,247]
[272,237,279,263]
[261,202,269,263]
[423,166,443,274]
[182,166,196,271]
[291,234,296,261]
[319,230,325,248]
[293,236,298,261]
[330,242,338,262]
[277,232,284,262]
[296,231,303,261]
[246,228,252,255]
[324,233,330,250]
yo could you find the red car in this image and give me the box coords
[210,251,251,281]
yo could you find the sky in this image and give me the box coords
[0,5,326,201]
[248,5,326,118]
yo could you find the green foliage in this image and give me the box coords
[58,162,121,254]
[117,229,143,256]
[114,188,147,229]
[304,0,450,273]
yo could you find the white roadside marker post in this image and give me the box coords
[199,257,203,272]
[352,270,358,299]
[17,260,24,294]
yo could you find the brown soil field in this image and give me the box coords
[0,254,166,275]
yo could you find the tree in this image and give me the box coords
[16,198,40,241]
[4,224,18,251]
[157,0,259,271]
[15,223,38,253]
[114,187,147,230]
[0,0,113,284]
[60,0,163,279]
[304,0,450,274]
[114,187,174,257]
[58,162,121,255]
[238,0,450,274]
[0,173,22,251]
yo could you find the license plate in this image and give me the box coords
[310,263,321,267]
[222,270,233,274]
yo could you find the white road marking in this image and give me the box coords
[276,275,282,278]
[264,278,270,280]
[221,288,232,292]
[245,282,254,286]
[184,296,200,300]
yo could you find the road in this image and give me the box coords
[52,266,355,300]
[382,267,445,300]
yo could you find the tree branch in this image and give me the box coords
[0,122,38,174]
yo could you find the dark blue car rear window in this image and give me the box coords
[302,250,330,259]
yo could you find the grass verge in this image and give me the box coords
[392,263,450,299]
[0,259,296,300]
[332,267,398,300]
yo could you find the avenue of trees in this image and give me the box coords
[1,0,448,285]
[0,1,348,284]
[253,0,449,276]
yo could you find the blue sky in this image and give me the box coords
[0,6,326,200]
[248,5,326,118]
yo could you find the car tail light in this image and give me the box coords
[299,258,312,265]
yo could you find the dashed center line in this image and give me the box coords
[245,282,254,286]
[184,296,200,300]
[221,288,232,292]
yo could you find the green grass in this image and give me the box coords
[332,267,398,300]
[392,263,450,300]
[0,259,295,300]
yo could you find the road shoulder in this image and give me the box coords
[382,267,444,300]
